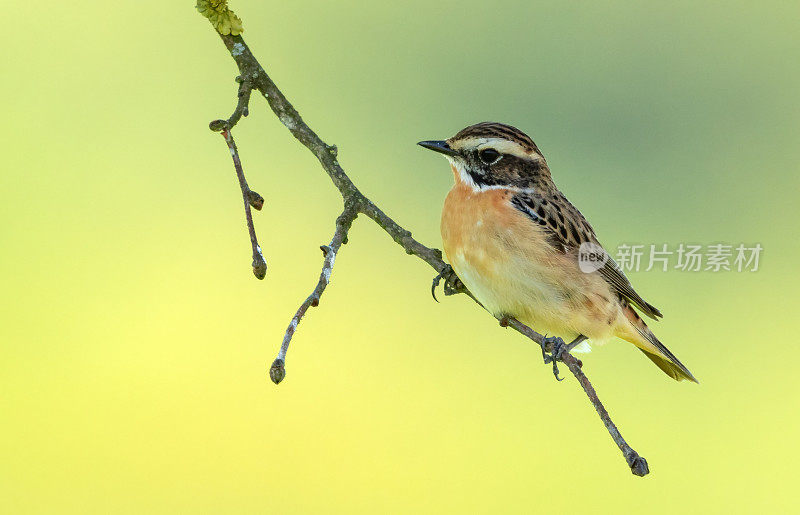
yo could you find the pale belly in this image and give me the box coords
[441,186,619,343]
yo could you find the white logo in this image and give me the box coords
[578,242,609,273]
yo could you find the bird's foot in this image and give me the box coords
[540,335,587,380]
[431,264,464,302]
[541,335,566,381]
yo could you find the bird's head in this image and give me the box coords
[418,122,551,191]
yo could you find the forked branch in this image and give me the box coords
[205,30,649,477]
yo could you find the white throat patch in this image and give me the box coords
[446,156,479,190]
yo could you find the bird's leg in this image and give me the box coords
[541,335,566,381]
[431,264,464,302]
[541,334,586,381]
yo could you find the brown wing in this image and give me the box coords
[510,191,663,320]
[598,258,662,319]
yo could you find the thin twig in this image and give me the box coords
[228,77,253,128]
[207,30,650,477]
[562,352,650,476]
[209,76,254,132]
[218,128,266,279]
[501,315,649,476]
[269,202,358,384]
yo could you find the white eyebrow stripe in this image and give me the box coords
[449,137,537,160]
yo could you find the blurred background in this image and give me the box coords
[2,1,798,512]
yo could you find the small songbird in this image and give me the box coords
[419,122,696,382]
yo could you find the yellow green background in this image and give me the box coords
[2,1,799,513]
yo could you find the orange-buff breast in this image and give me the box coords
[439,166,609,342]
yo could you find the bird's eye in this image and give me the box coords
[478,148,501,165]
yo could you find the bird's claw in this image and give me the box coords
[541,335,566,381]
[431,265,464,302]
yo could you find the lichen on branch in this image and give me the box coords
[196,0,243,36]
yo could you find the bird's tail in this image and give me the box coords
[618,305,698,383]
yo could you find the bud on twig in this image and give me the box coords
[209,119,228,132]
[247,190,264,210]
[252,252,267,280]
[269,358,286,384]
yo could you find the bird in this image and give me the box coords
[418,122,697,382]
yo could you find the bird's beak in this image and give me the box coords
[417,140,459,157]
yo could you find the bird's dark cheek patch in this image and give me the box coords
[469,170,501,188]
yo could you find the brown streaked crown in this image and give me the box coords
[450,122,543,156]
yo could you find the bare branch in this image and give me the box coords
[562,351,650,476]
[209,76,253,132]
[226,77,253,129]
[206,30,651,477]
[500,315,649,476]
[269,202,358,384]
[215,128,266,279]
